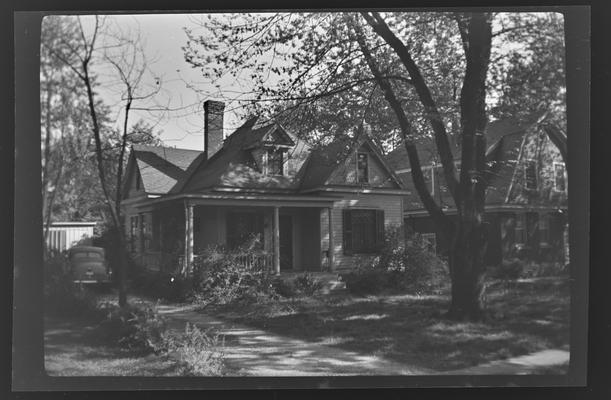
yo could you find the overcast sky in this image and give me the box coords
[76,13,249,152]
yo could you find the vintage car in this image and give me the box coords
[67,246,112,284]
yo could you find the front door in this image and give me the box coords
[279,215,293,271]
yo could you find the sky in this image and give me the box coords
[78,13,250,152]
[66,12,563,152]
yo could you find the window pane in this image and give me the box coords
[555,164,566,191]
[524,161,537,190]
[351,210,376,252]
[357,153,368,183]
[268,150,283,175]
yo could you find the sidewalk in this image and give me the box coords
[440,349,570,375]
[156,303,432,376]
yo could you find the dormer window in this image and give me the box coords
[357,152,369,183]
[524,160,537,190]
[267,149,284,176]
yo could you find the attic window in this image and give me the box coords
[267,149,284,176]
[554,162,566,191]
[357,152,369,183]
[524,160,537,190]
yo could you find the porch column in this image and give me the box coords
[327,207,334,271]
[184,201,194,273]
[273,206,280,275]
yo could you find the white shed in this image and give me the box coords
[46,222,97,252]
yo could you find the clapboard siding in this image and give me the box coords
[320,193,403,271]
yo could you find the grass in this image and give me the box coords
[44,317,182,376]
[207,277,570,372]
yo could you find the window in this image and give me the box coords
[515,214,525,245]
[524,160,537,190]
[267,149,284,176]
[525,212,539,248]
[140,215,150,252]
[357,152,369,183]
[421,233,437,253]
[343,209,384,254]
[539,214,550,245]
[130,216,139,252]
[554,162,566,191]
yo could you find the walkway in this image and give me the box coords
[156,303,431,376]
[441,349,570,375]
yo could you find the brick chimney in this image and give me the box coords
[204,100,225,159]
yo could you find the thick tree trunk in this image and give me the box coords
[447,211,487,320]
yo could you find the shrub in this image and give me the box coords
[95,303,169,354]
[340,269,389,296]
[293,273,324,296]
[44,250,103,319]
[190,236,275,305]
[341,227,449,296]
[129,260,194,303]
[489,258,525,280]
[272,277,298,298]
[272,273,324,298]
[166,322,226,376]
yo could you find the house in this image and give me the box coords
[386,115,568,266]
[45,221,97,252]
[121,100,408,275]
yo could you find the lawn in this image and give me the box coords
[207,277,570,372]
[44,317,183,376]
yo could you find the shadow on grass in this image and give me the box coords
[210,278,570,372]
[44,316,182,376]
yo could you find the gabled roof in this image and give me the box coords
[174,117,311,193]
[299,133,404,190]
[386,118,526,172]
[131,144,204,194]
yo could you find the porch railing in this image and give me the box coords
[178,251,274,275]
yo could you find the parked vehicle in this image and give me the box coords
[67,246,112,284]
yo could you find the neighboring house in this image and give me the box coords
[121,100,408,275]
[386,115,568,265]
[45,221,97,252]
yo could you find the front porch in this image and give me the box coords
[128,193,339,276]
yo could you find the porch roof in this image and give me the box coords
[134,191,341,209]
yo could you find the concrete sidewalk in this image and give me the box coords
[440,349,570,375]
[156,303,431,376]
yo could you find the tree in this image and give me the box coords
[183,11,564,320]
[41,17,110,251]
[42,15,164,307]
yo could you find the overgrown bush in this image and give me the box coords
[190,236,275,305]
[166,322,226,376]
[341,227,448,296]
[129,262,193,303]
[489,259,569,280]
[488,258,525,280]
[293,273,324,296]
[44,250,102,319]
[95,303,169,354]
[272,273,324,298]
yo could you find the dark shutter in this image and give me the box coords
[343,209,353,255]
[375,209,385,250]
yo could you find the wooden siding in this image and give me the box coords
[321,193,404,271]
[46,224,95,251]
[329,143,398,188]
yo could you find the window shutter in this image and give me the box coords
[343,209,353,255]
[375,209,385,250]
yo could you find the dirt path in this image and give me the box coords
[156,303,432,376]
